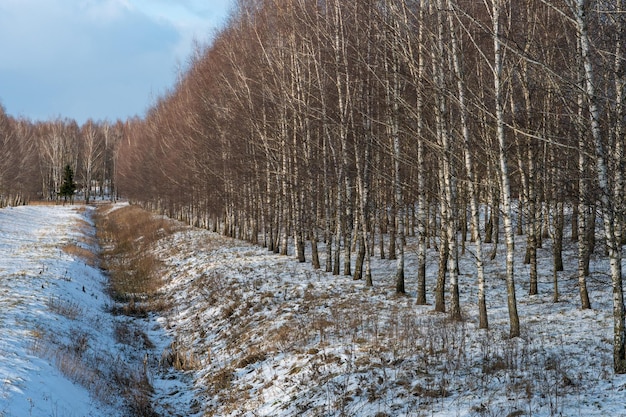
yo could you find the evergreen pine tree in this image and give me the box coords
[59,164,76,204]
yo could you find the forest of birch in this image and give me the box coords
[1,0,625,372]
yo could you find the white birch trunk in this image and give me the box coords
[448,0,486,327]
[573,0,625,372]
[492,0,520,338]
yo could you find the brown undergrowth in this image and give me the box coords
[63,243,98,267]
[62,215,99,266]
[95,204,177,310]
[94,203,181,417]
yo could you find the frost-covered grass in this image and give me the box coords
[2,204,626,416]
[147,211,626,416]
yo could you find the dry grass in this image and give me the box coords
[235,347,267,369]
[31,310,158,417]
[96,204,177,251]
[206,366,235,394]
[184,259,569,416]
[73,217,92,233]
[30,330,114,406]
[63,243,98,267]
[91,203,181,416]
[114,321,155,350]
[28,200,63,206]
[46,296,83,320]
[160,338,201,371]
[25,200,92,207]
[94,204,179,308]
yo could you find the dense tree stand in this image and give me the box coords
[2,0,625,373]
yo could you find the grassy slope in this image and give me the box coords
[95,203,626,417]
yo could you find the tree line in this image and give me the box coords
[116,0,626,372]
[0,106,123,206]
[1,0,624,373]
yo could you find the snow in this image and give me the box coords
[0,204,190,417]
[0,205,121,417]
[2,204,626,416]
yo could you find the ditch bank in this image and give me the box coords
[93,203,202,417]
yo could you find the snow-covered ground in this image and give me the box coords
[152,220,626,416]
[0,205,192,417]
[0,205,123,416]
[2,204,626,416]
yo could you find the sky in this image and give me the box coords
[0,0,234,124]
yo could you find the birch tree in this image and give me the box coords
[489,0,520,337]
[80,120,104,203]
[571,0,626,373]
[448,0,488,327]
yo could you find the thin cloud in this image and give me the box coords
[0,0,232,123]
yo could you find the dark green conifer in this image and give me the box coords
[59,164,76,204]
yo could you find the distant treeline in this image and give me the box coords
[0,108,123,206]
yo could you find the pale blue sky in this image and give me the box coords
[0,0,234,124]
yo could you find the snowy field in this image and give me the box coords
[0,205,192,417]
[0,205,124,416]
[2,204,626,416]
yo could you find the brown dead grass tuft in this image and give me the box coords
[207,366,235,394]
[96,204,178,252]
[160,338,201,371]
[115,321,154,350]
[28,200,62,206]
[46,296,83,320]
[235,348,267,369]
[63,243,98,267]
